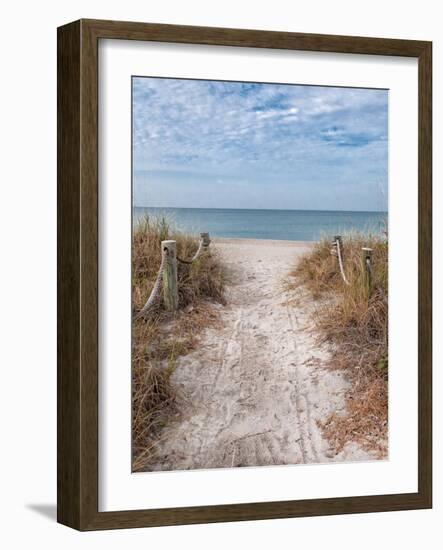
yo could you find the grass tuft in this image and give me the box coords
[132,215,226,471]
[289,232,388,456]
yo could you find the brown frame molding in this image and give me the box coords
[57,19,432,530]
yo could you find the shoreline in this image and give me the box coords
[212,237,315,247]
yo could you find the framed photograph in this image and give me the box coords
[57,19,432,530]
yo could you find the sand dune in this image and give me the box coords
[150,238,376,471]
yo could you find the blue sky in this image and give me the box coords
[133,77,388,212]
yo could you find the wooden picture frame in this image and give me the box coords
[57,19,432,530]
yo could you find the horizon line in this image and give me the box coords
[133,205,388,214]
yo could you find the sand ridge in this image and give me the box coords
[150,239,375,471]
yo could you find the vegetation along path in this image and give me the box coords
[150,238,375,471]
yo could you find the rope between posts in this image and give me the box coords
[177,239,205,265]
[134,248,168,320]
[335,238,350,286]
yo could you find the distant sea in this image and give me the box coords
[133,207,387,242]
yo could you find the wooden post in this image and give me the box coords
[362,247,373,292]
[334,235,343,257]
[162,240,178,311]
[200,232,211,250]
[331,235,341,256]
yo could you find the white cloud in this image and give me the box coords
[132,77,388,210]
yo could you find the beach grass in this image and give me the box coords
[288,233,388,456]
[132,215,226,471]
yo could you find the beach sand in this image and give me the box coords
[150,238,376,471]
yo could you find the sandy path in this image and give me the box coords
[151,238,374,471]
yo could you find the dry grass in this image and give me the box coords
[289,233,388,456]
[132,215,226,471]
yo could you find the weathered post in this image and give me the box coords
[362,247,373,293]
[162,240,178,311]
[200,232,211,250]
[334,235,343,258]
[331,235,339,257]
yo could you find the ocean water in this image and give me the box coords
[133,207,387,242]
